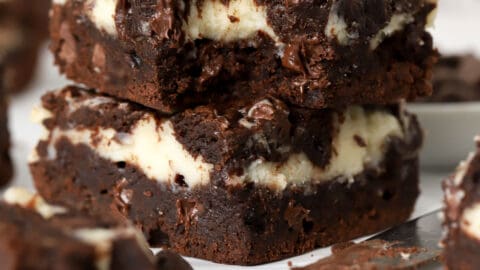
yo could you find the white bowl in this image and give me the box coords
[407,102,480,169]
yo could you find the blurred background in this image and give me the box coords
[409,0,480,169]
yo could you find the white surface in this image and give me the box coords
[408,103,480,169]
[4,1,479,267]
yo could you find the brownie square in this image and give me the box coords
[50,0,437,113]
[30,85,422,265]
[0,187,192,270]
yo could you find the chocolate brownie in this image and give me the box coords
[0,187,193,270]
[0,63,12,187]
[50,0,437,113]
[443,136,480,270]
[0,0,50,40]
[30,85,423,265]
[417,55,480,103]
[0,0,50,93]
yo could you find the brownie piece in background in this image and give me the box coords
[0,0,50,93]
[443,136,480,270]
[50,0,437,113]
[0,62,12,186]
[30,85,423,265]
[417,55,480,102]
[0,0,50,40]
[0,187,193,270]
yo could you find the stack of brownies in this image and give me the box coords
[30,0,437,265]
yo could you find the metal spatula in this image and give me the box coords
[292,210,444,270]
[366,209,443,269]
